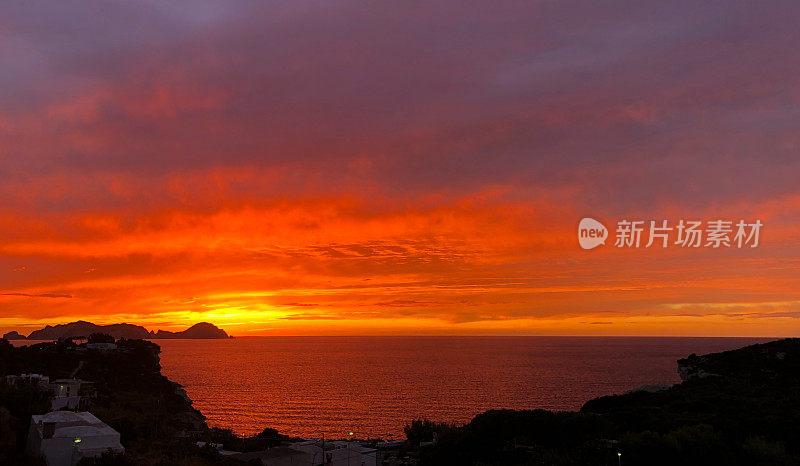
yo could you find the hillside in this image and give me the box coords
[409,338,800,465]
[0,338,287,465]
[0,338,239,465]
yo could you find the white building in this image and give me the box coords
[5,373,50,387]
[230,446,312,465]
[50,396,82,411]
[86,342,117,351]
[291,440,377,466]
[52,379,82,398]
[27,411,124,466]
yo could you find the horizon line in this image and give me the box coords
[7,333,788,339]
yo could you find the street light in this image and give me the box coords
[617,452,622,466]
[71,438,82,465]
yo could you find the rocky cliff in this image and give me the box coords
[677,337,799,382]
[154,322,231,339]
[1,331,26,340]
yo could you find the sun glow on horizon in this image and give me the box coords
[2,1,800,338]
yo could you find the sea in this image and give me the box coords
[141,336,769,438]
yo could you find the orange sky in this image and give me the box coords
[1,1,800,336]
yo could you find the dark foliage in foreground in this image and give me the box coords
[0,338,244,466]
[407,338,800,465]
[201,426,291,452]
[4,337,800,465]
[87,333,115,344]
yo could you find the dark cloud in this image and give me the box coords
[1,0,798,212]
[1,292,73,299]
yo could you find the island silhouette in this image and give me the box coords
[2,320,230,340]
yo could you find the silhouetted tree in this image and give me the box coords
[88,333,115,344]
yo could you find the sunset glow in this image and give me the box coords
[2,1,800,337]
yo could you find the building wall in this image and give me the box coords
[293,444,377,466]
[38,435,124,466]
[25,423,43,458]
[54,382,80,397]
[28,429,123,466]
[263,453,313,466]
[51,396,81,411]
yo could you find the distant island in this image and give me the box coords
[2,320,231,340]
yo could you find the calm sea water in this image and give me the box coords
[151,336,770,438]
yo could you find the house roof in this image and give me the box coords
[53,426,105,438]
[34,411,92,424]
[31,411,120,438]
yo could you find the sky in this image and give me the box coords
[1,0,799,336]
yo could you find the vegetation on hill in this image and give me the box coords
[406,338,800,465]
[0,338,242,465]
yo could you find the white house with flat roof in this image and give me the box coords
[27,411,124,466]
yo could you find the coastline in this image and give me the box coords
[8,335,776,438]
[3,336,799,465]
[153,335,774,438]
